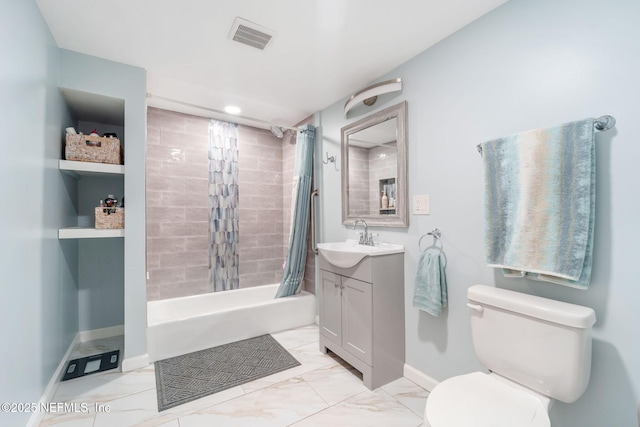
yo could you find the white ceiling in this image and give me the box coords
[37,0,507,129]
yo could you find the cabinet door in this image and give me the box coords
[319,270,342,346]
[342,277,373,365]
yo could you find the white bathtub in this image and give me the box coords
[147,284,316,362]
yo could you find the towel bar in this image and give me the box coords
[476,115,616,155]
[594,115,616,131]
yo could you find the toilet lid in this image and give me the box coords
[425,372,550,427]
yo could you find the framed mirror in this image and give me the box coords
[341,101,407,227]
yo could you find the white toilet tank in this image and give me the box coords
[467,285,596,403]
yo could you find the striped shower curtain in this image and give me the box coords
[275,124,315,298]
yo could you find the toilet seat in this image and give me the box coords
[425,372,550,427]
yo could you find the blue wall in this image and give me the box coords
[318,0,639,425]
[0,1,77,426]
[58,49,148,366]
[0,4,148,425]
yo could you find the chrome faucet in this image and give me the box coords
[353,219,374,246]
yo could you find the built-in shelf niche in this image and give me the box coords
[58,161,125,239]
[379,177,396,215]
[58,160,124,239]
[58,87,126,240]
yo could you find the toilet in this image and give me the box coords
[424,285,596,427]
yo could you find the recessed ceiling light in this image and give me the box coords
[224,105,242,115]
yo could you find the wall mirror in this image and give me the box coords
[341,101,408,227]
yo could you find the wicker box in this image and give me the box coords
[66,134,122,165]
[95,207,124,229]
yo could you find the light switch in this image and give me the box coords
[413,195,430,215]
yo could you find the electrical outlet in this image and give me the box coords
[413,195,430,215]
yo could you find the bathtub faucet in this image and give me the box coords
[353,219,374,246]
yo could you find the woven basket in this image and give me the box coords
[95,207,124,229]
[66,134,121,165]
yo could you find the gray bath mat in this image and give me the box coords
[154,334,300,411]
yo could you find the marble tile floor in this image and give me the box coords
[40,324,428,427]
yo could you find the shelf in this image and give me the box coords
[59,227,124,239]
[59,160,124,178]
[58,160,125,240]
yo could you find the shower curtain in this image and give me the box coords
[275,124,316,298]
[209,120,239,292]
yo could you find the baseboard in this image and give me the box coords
[403,363,440,392]
[78,324,124,342]
[27,325,127,427]
[122,353,150,372]
[26,333,80,427]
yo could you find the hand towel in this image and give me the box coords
[480,118,596,289]
[413,251,448,316]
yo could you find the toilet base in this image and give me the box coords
[424,372,551,427]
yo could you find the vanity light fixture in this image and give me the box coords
[344,78,402,116]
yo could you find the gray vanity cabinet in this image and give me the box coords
[318,252,404,390]
[320,272,373,364]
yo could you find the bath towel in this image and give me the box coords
[413,251,448,316]
[480,118,596,289]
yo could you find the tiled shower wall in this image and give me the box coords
[368,143,397,213]
[346,144,397,216]
[146,108,210,301]
[236,125,285,288]
[347,146,370,215]
[146,107,315,301]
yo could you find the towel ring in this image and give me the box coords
[418,228,447,268]
[418,228,443,252]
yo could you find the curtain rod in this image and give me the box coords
[146,93,300,132]
[476,115,616,155]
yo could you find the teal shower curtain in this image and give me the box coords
[275,124,315,298]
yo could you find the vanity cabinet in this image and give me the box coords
[318,252,404,389]
[320,272,373,364]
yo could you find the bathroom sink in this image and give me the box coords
[317,240,404,268]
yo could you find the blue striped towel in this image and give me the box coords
[480,118,596,289]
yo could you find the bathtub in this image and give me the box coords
[147,284,316,362]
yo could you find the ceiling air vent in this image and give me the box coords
[229,17,276,51]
